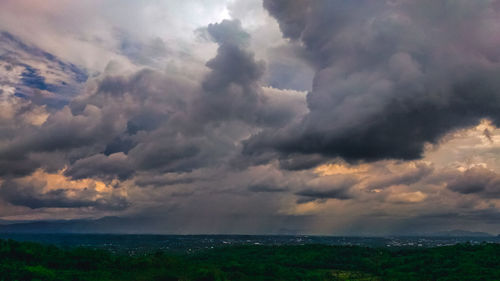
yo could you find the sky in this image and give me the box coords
[1,0,500,235]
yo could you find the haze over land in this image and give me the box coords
[1,0,500,235]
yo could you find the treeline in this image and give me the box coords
[0,239,499,280]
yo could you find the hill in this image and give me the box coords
[428,229,493,237]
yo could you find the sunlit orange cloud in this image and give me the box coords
[285,201,322,215]
[19,169,119,196]
[314,163,369,176]
[387,189,427,204]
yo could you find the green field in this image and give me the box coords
[0,239,499,281]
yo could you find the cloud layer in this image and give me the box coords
[0,0,499,235]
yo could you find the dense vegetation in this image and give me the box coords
[0,239,499,280]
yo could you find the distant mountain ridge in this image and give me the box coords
[0,218,496,237]
[0,217,132,234]
[424,229,493,237]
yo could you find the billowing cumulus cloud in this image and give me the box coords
[246,0,500,162]
[196,20,265,124]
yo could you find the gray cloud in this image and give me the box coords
[202,19,250,47]
[0,180,129,211]
[295,176,357,202]
[367,162,434,190]
[196,20,266,124]
[134,173,199,188]
[262,0,309,40]
[295,188,352,204]
[447,167,500,197]
[265,45,314,92]
[246,0,500,162]
[64,153,133,181]
[117,31,170,67]
[248,184,288,193]
[278,154,327,171]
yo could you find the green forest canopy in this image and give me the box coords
[0,239,499,281]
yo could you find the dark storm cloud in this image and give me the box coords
[23,106,119,152]
[68,69,219,176]
[134,173,199,188]
[197,19,306,128]
[278,154,327,171]
[262,0,309,40]
[295,176,356,202]
[0,157,41,177]
[127,137,201,173]
[0,104,124,179]
[64,153,134,181]
[295,188,352,202]
[0,67,203,180]
[447,167,500,197]
[266,47,314,92]
[203,19,250,47]
[367,162,434,190]
[196,19,266,124]
[248,184,288,193]
[246,0,500,162]
[0,180,129,210]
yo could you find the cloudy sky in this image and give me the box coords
[1,0,500,235]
